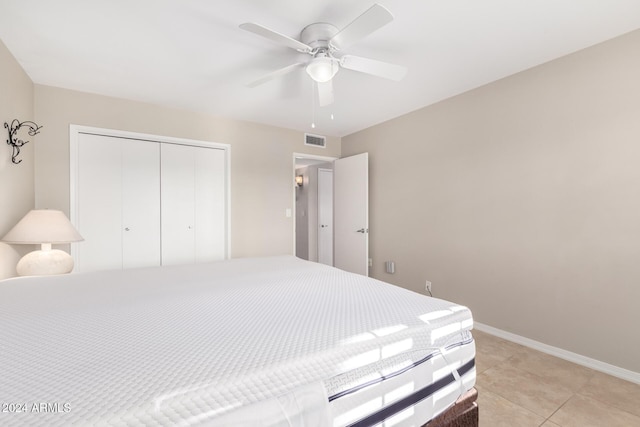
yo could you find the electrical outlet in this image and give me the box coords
[368,258,373,267]
[425,280,432,293]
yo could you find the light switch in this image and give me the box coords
[285,208,292,218]
[385,261,395,274]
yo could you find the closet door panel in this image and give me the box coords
[161,143,196,265]
[122,140,161,268]
[194,147,226,262]
[76,134,123,272]
[73,128,228,272]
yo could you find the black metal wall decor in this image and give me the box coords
[4,119,42,164]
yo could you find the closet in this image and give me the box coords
[71,127,229,273]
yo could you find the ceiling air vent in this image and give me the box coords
[305,133,326,148]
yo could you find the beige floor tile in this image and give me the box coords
[473,330,527,358]
[476,386,545,427]
[473,331,640,427]
[475,348,509,374]
[548,394,640,427]
[477,363,573,418]
[473,330,527,373]
[505,347,596,392]
[578,371,640,418]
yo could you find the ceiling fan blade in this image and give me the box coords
[317,80,334,106]
[246,62,305,88]
[340,55,407,81]
[330,4,393,50]
[240,23,312,53]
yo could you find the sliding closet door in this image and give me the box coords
[72,126,229,272]
[121,141,161,268]
[161,143,226,265]
[194,146,226,262]
[76,134,160,272]
[77,134,122,271]
[160,143,196,265]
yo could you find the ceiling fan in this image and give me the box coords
[240,3,407,106]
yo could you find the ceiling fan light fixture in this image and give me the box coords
[306,57,339,83]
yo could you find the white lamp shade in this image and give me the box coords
[306,57,339,83]
[2,209,84,244]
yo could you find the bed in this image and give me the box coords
[0,256,477,426]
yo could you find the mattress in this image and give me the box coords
[0,256,475,426]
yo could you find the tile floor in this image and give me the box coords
[473,330,640,427]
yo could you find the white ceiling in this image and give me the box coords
[1,1,640,137]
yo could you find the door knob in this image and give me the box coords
[124,227,130,231]
[356,228,368,233]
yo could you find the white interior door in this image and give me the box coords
[334,153,369,276]
[161,143,227,266]
[161,143,196,265]
[317,168,333,266]
[77,133,123,272]
[76,133,160,272]
[194,146,227,262]
[122,140,161,269]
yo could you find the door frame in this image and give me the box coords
[70,125,232,264]
[292,153,337,257]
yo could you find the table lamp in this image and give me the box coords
[1,209,84,276]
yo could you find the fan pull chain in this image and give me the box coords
[311,81,317,128]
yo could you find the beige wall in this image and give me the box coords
[0,40,35,279]
[343,30,640,373]
[33,85,340,259]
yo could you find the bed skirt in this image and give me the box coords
[423,388,478,427]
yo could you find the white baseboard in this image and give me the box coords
[473,322,640,385]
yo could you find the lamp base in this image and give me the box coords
[16,249,74,276]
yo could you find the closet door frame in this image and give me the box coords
[69,125,231,267]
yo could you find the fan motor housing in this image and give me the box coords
[300,23,339,50]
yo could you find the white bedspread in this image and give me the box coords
[0,256,473,426]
